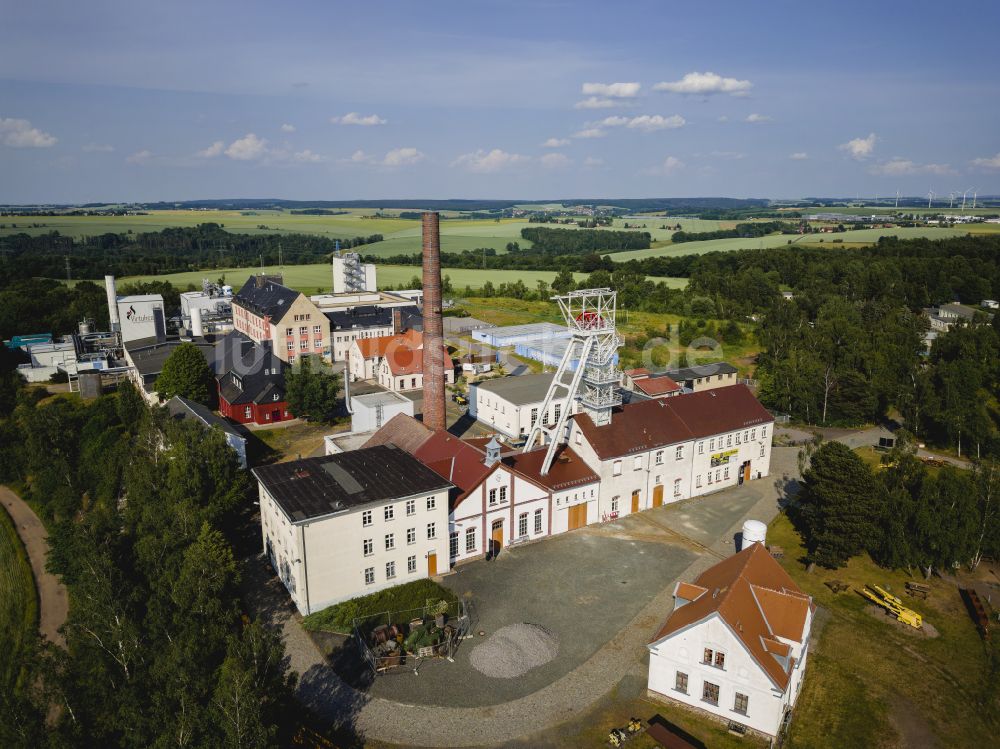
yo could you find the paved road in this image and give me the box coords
[250,447,801,747]
[0,486,68,647]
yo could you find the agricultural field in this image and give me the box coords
[0,504,38,690]
[111,263,687,294]
[767,513,999,748]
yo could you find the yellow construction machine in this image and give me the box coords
[858,584,923,629]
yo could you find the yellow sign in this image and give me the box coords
[710,449,739,467]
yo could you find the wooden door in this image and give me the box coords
[653,485,664,508]
[743,462,751,483]
[427,552,437,577]
[491,519,504,552]
[631,491,640,513]
[568,504,587,530]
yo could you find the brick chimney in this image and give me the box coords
[421,211,446,431]
[392,307,402,333]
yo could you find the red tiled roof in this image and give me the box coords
[386,344,453,376]
[574,384,772,460]
[361,413,432,454]
[634,375,680,397]
[651,543,813,691]
[501,445,599,492]
[355,329,422,360]
[624,367,651,379]
[413,431,496,505]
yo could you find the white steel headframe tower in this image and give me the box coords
[524,288,622,476]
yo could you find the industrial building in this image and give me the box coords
[166,395,248,468]
[232,275,331,364]
[123,336,218,404]
[472,322,571,349]
[515,337,621,371]
[469,373,574,440]
[663,363,739,393]
[346,391,415,434]
[332,252,377,294]
[647,539,813,737]
[253,444,453,615]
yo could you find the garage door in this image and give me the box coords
[568,503,587,530]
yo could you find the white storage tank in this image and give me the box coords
[742,519,767,549]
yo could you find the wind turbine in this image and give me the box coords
[961,188,974,211]
[949,192,956,209]
[972,191,977,210]
[895,190,900,209]
[927,189,935,209]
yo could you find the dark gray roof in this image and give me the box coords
[216,331,285,405]
[325,304,393,330]
[233,276,300,324]
[665,362,738,382]
[252,444,452,522]
[124,336,217,378]
[165,395,245,441]
[474,373,554,405]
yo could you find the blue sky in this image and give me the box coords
[2,0,999,203]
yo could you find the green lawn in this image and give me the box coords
[768,513,999,748]
[302,578,459,635]
[0,503,38,690]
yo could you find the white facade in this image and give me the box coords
[350,391,415,433]
[259,483,451,615]
[648,607,811,737]
[332,254,378,294]
[116,294,166,343]
[332,323,393,362]
[470,380,573,439]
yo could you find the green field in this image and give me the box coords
[112,263,687,293]
[0,505,38,690]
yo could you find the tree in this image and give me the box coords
[551,268,576,294]
[796,441,883,567]
[155,343,214,405]
[285,356,341,422]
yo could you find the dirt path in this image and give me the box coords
[0,486,68,647]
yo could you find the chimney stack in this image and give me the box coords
[421,211,446,432]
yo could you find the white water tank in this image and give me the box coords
[742,519,767,549]
[190,307,204,337]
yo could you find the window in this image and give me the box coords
[708,472,713,485]
[411,378,417,388]
[613,460,622,476]
[698,441,704,454]
[406,499,416,516]
[724,467,730,480]
[363,539,373,556]
[488,488,497,505]
[386,561,396,579]
[611,495,619,513]
[426,496,436,511]
[408,555,417,573]
[734,692,748,715]
[299,339,308,350]
[313,325,321,334]
[702,681,720,705]
[736,432,741,445]
[531,407,539,425]
[751,429,756,440]
[554,403,561,422]
[465,527,476,553]
[299,326,307,336]
[273,393,280,401]
[709,438,715,451]
[364,567,375,585]
[244,406,252,419]
[384,533,394,551]
[673,478,682,497]
[449,532,459,558]
[760,444,766,458]
[675,445,684,460]
[761,426,767,439]
[575,431,582,445]
[407,527,416,545]
[518,513,528,538]
[362,510,372,527]
[696,475,702,488]
[426,522,436,539]
[384,505,394,521]
[655,450,664,465]
[675,671,689,694]
[534,509,543,534]
[499,486,507,503]
[703,648,713,664]
[726,435,732,447]
[716,469,721,482]
[715,651,726,669]
[744,430,749,442]
[634,456,643,471]
[286,327,293,336]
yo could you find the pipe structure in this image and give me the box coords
[420,211,446,432]
[105,275,120,330]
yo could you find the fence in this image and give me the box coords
[354,598,472,675]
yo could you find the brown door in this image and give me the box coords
[631,491,640,513]
[653,485,664,508]
[568,504,587,530]
[427,552,437,576]
[491,519,504,552]
[743,462,751,483]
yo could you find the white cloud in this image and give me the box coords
[581,82,640,98]
[839,132,877,160]
[451,148,528,173]
[789,152,809,160]
[331,112,387,126]
[225,133,268,160]
[583,156,604,167]
[292,149,326,163]
[381,147,425,167]
[595,114,685,132]
[0,117,57,148]
[197,140,225,158]
[646,155,685,175]
[717,115,729,123]
[971,152,1000,169]
[126,149,152,165]
[653,72,752,96]
[745,113,771,123]
[573,128,607,139]
[280,123,296,133]
[540,152,572,169]
[574,97,617,110]
[82,143,114,153]
[869,159,955,176]
[348,149,371,163]
[542,137,570,148]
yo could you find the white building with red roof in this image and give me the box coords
[647,542,814,737]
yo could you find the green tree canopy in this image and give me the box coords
[285,356,341,423]
[155,342,214,405]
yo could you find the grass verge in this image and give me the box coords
[302,579,459,635]
[0,502,39,690]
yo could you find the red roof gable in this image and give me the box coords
[413,431,495,505]
[634,375,681,396]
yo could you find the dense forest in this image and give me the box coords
[0,385,299,747]
[518,226,650,253]
[671,220,799,243]
[0,223,382,280]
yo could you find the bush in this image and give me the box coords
[302,578,459,634]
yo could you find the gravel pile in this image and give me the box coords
[469,623,559,679]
